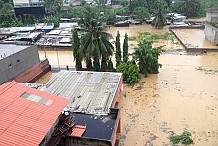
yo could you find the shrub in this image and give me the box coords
[117,62,141,84]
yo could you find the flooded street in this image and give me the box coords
[37,24,218,146]
[172,29,218,49]
[120,53,218,146]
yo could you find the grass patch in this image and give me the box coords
[169,131,194,145]
[129,32,176,43]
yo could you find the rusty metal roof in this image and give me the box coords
[70,125,86,137]
[0,81,69,146]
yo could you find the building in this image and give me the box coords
[205,7,218,46]
[0,81,69,146]
[13,0,45,18]
[39,70,123,146]
[62,109,121,146]
[63,0,81,6]
[0,44,50,84]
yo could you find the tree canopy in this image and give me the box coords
[78,6,114,71]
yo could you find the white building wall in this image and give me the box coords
[13,0,29,3]
[206,12,218,24]
[13,0,42,7]
[205,23,218,45]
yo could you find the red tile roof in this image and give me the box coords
[70,125,86,137]
[0,81,69,146]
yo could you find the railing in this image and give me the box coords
[50,65,76,71]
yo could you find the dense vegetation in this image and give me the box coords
[132,40,162,77]
[116,61,141,84]
[1,0,218,28]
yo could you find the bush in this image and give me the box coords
[117,62,141,84]
[132,40,162,77]
[169,131,194,145]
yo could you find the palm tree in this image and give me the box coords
[79,6,114,71]
[152,0,166,29]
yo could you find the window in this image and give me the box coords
[17,59,20,64]
[21,92,53,106]
[8,63,12,68]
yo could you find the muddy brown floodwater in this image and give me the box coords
[172,29,218,49]
[120,53,218,146]
[37,24,218,146]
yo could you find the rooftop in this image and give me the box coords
[0,81,68,146]
[0,27,35,35]
[70,108,119,141]
[0,44,30,61]
[40,71,122,115]
[206,7,218,13]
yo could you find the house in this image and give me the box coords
[0,81,69,146]
[62,109,121,146]
[0,44,50,84]
[205,7,218,46]
[63,0,81,6]
[13,0,45,18]
[39,70,123,146]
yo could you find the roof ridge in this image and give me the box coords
[0,81,17,95]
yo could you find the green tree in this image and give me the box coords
[133,7,150,20]
[152,0,166,29]
[72,29,82,70]
[129,0,146,12]
[44,0,63,15]
[0,2,13,14]
[123,33,128,63]
[43,15,60,27]
[132,40,162,77]
[59,6,85,18]
[79,6,114,71]
[103,9,116,25]
[117,62,141,84]
[115,31,121,67]
[108,58,115,72]
[173,0,202,17]
[164,0,172,6]
[0,0,4,10]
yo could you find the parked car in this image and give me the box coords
[145,17,155,24]
[115,21,130,27]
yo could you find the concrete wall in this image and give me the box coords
[13,59,50,83]
[111,76,123,108]
[111,109,121,146]
[206,12,218,24]
[0,45,39,84]
[61,137,111,146]
[205,23,218,45]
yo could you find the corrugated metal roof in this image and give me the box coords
[70,125,86,137]
[0,81,69,146]
[40,71,122,115]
